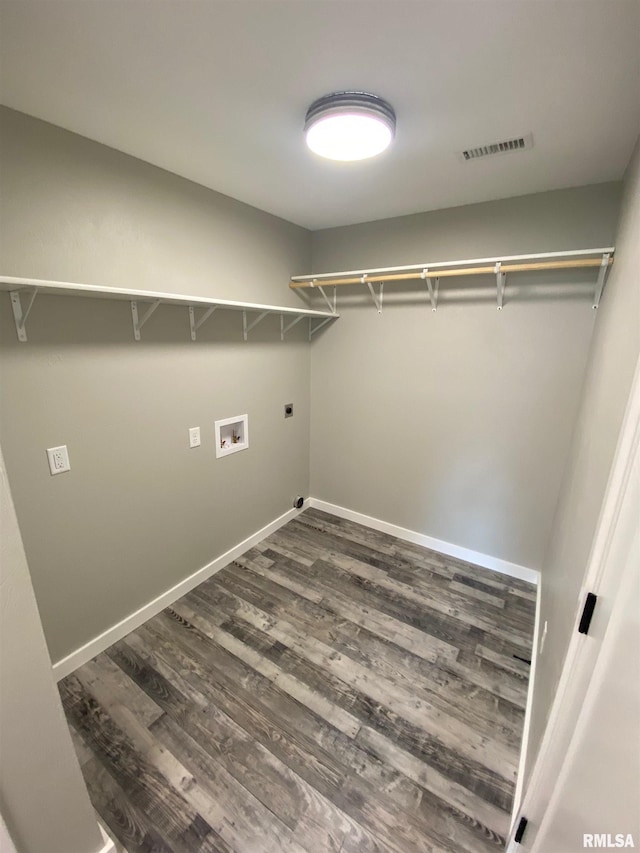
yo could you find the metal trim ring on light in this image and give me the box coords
[304,91,396,161]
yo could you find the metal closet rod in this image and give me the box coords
[289,247,615,288]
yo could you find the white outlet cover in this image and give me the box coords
[188,427,201,448]
[46,445,70,475]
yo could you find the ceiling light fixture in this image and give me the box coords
[304,91,396,162]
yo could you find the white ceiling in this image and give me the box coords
[1,1,639,230]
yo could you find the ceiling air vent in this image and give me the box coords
[458,133,533,162]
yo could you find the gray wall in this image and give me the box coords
[0,108,312,663]
[526,138,640,775]
[309,183,622,569]
[0,445,105,853]
[0,108,308,306]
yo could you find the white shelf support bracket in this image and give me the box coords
[363,275,383,313]
[309,317,334,339]
[189,305,217,340]
[316,285,335,314]
[592,252,611,309]
[282,314,305,338]
[495,262,506,310]
[421,269,439,312]
[243,310,269,341]
[131,299,160,341]
[10,288,38,342]
[295,277,316,307]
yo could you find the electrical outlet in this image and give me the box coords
[188,427,201,448]
[46,445,70,475]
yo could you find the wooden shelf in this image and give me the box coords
[0,275,338,342]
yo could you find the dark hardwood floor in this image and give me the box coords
[60,508,536,853]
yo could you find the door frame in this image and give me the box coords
[508,352,640,851]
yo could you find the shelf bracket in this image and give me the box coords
[592,252,611,309]
[311,282,337,313]
[363,275,383,313]
[189,305,217,340]
[316,285,336,314]
[309,317,334,339]
[421,269,439,312]
[131,299,161,341]
[243,310,270,341]
[495,262,506,310]
[10,288,38,342]
[282,314,305,338]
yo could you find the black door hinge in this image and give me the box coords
[578,592,598,635]
[514,816,528,844]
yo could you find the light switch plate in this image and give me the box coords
[47,445,70,475]
[188,427,201,448]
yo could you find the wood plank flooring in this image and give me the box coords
[60,508,536,853]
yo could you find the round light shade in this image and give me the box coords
[304,91,396,161]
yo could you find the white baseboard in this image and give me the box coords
[0,812,18,853]
[308,498,540,585]
[511,577,542,830]
[97,822,117,853]
[52,505,303,681]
